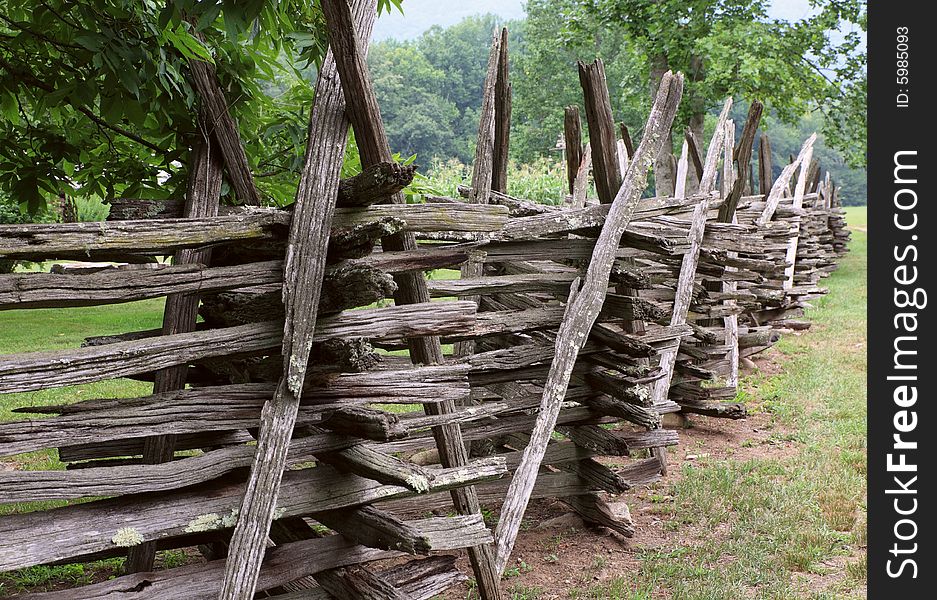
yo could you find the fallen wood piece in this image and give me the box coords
[0,205,508,261]
[677,400,747,419]
[0,302,476,394]
[0,456,507,572]
[493,71,684,574]
[560,493,634,537]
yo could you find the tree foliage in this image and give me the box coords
[0,0,356,215]
[560,0,867,167]
[368,13,517,163]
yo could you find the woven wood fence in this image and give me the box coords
[0,1,850,598]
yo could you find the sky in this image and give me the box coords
[373,0,824,41]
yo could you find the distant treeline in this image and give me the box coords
[369,12,867,206]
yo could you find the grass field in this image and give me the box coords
[0,208,868,597]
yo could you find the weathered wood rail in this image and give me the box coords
[0,4,849,597]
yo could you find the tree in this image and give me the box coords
[366,13,522,163]
[510,0,642,163]
[368,40,460,161]
[564,0,867,177]
[0,0,357,217]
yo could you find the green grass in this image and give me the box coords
[570,206,868,599]
[0,299,165,421]
[843,205,867,229]
[0,299,165,521]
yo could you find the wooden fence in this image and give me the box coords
[0,1,850,598]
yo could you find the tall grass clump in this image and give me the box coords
[425,157,575,205]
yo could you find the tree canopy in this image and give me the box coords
[0,0,402,215]
[1,0,866,219]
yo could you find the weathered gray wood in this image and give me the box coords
[428,273,576,297]
[0,430,353,502]
[318,405,409,440]
[319,2,502,597]
[337,161,416,207]
[758,132,773,196]
[585,370,653,407]
[455,28,501,358]
[0,301,476,394]
[782,142,815,291]
[218,4,377,594]
[644,100,733,440]
[0,204,507,261]
[564,106,583,194]
[317,444,433,492]
[717,101,763,223]
[674,139,689,199]
[0,456,506,572]
[492,26,511,194]
[106,197,185,220]
[59,430,254,463]
[619,122,635,160]
[757,134,816,225]
[684,128,705,182]
[315,505,432,555]
[24,535,397,600]
[0,211,288,260]
[315,565,410,600]
[578,59,621,205]
[561,493,634,537]
[188,56,261,206]
[24,537,470,600]
[0,261,282,310]
[493,71,684,574]
[579,394,661,429]
[570,144,593,209]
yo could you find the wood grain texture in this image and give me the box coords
[578,59,621,205]
[219,3,379,595]
[493,71,684,574]
[320,2,502,596]
[0,456,506,572]
[0,301,476,394]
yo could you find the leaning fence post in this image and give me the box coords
[218,2,379,597]
[648,98,733,472]
[318,2,504,597]
[493,71,684,575]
